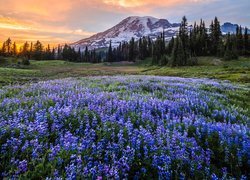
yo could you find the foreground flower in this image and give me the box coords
[0,76,249,179]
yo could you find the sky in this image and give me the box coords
[0,0,249,46]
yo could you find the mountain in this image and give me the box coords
[72,16,180,50]
[221,22,249,34]
[72,16,249,50]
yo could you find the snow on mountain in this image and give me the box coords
[72,16,249,50]
[72,16,180,50]
[221,22,250,34]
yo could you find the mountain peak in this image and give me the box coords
[72,16,178,50]
[72,16,246,50]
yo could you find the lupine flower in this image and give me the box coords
[0,76,248,179]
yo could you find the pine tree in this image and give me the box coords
[21,42,29,58]
[236,25,243,55]
[5,38,12,55]
[244,27,249,55]
[152,36,162,65]
[33,40,43,60]
[129,38,136,62]
[179,16,189,65]
[77,47,81,62]
[209,17,222,55]
[52,48,55,60]
[84,46,89,62]
[162,29,166,53]
[11,42,17,56]
[171,37,179,67]
[138,38,143,60]
[167,37,174,55]
[224,33,238,60]
[107,41,113,62]
[1,42,6,56]
[29,42,33,59]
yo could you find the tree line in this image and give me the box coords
[0,39,103,63]
[0,16,249,66]
[107,16,250,66]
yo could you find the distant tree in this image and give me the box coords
[77,47,82,62]
[107,41,113,62]
[11,42,17,56]
[171,36,185,66]
[244,27,249,55]
[129,38,136,62]
[152,36,163,65]
[62,44,77,61]
[209,17,222,55]
[166,37,174,55]
[33,40,43,60]
[147,36,152,57]
[51,48,55,60]
[236,25,243,55]
[224,33,238,60]
[21,42,29,58]
[84,46,89,62]
[5,38,12,55]
[57,45,63,60]
[29,42,33,59]
[1,42,6,56]
[179,16,189,65]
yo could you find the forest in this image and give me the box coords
[1,17,249,66]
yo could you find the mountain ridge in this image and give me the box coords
[72,16,248,50]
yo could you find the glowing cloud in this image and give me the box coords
[0,0,249,45]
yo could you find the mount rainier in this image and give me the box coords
[72,16,247,50]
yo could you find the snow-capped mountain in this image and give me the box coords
[72,16,249,50]
[221,22,250,34]
[72,16,180,50]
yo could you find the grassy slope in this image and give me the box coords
[143,57,250,84]
[0,57,249,86]
[0,56,249,115]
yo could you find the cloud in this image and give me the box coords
[102,0,217,8]
[0,0,249,45]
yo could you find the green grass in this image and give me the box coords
[143,57,250,84]
[0,57,249,87]
[0,56,249,115]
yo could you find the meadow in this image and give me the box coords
[0,57,250,87]
[0,57,249,179]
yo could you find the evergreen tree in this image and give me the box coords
[33,40,43,60]
[52,48,55,60]
[171,37,186,66]
[129,38,136,61]
[142,37,148,59]
[166,37,174,55]
[11,42,17,56]
[21,42,29,58]
[107,41,113,62]
[1,42,6,56]
[179,16,189,65]
[244,27,249,55]
[29,42,33,59]
[236,25,243,55]
[84,46,89,62]
[224,33,238,60]
[147,36,152,57]
[77,47,81,62]
[5,38,12,55]
[152,36,162,65]
[209,17,222,55]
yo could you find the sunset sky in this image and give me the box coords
[0,0,249,46]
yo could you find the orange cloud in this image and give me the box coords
[102,0,213,8]
[0,0,75,21]
[0,0,247,46]
[0,16,94,45]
